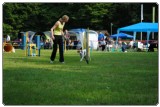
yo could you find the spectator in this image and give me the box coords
[40,40,44,48]
[67,39,74,50]
[128,39,134,48]
[122,41,128,52]
[76,40,82,50]
[44,39,50,49]
[100,38,106,51]
[117,38,122,49]
[106,37,113,52]
[104,30,110,37]
[64,29,70,40]
[98,31,105,41]
[6,35,10,42]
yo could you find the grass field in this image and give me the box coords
[3,49,158,105]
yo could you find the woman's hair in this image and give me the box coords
[104,30,110,36]
[59,15,69,21]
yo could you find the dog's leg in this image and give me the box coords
[80,55,84,61]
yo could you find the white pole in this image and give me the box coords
[140,4,143,41]
[152,7,155,23]
[152,7,155,39]
[141,4,143,21]
[140,32,142,41]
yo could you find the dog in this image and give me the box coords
[77,49,90,62]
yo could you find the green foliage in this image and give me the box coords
[3,3,158,38]
[3,23,13,35]
[3,50,158,105]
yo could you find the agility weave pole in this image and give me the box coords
[85,28,90,64]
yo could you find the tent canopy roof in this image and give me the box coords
[118,22,158,32]
[69,28,97,34]
[70,28,86,33]
[110,33,134,39]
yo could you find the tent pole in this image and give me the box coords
[133,32,137,42]
[116,30,119,45]
[146,31,151,51]
[140,32,142,41]
[152,7,155,39]
[140,4,143,41]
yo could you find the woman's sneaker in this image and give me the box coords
[50,60,54,63]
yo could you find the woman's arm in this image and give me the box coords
[50,21,59,40]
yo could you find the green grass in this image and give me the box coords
[3,49,158,105]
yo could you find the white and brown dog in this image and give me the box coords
[77,49,90,62]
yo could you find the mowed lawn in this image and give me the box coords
[3,49,158,105]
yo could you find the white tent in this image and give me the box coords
[68,29,98,50]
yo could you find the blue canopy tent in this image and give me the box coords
[117,22,158,47]
[110,33,134,39]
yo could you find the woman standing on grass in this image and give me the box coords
[50,15,69,64]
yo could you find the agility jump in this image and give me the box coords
[21,32,41,57]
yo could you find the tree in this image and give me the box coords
[3,3,158,39]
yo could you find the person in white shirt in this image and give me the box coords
[100,38,106,51]
[129,39,134,48]
[6,35,10,42]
